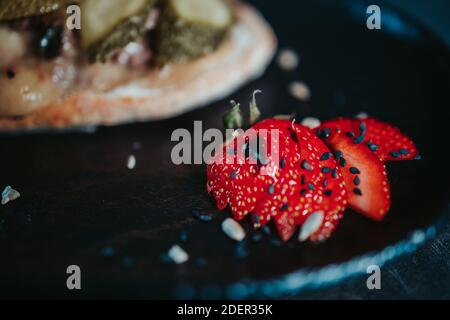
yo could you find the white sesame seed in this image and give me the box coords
[167,245,189,264]
[288,81,311,101]
[298,211,324,242]
[127,155,136,170]
[1,186,20,206]
[355,112,369,119]
[277,49,300,71]
[222,218,246,241]
[301,117,321,129]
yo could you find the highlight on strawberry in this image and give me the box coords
[206,91,421,243]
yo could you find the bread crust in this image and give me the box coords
[0,1,277,131]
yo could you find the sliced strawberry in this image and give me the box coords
[318,117,419,161]
[320,130,391,221]
[207,119,351,242]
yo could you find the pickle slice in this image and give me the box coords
[0,0,73,21]
[80,0,151,49]
[155,0,233,65]
[86,2,155,63]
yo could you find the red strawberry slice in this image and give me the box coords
[318,117,419,161]
[207,119,348,242]
[319,130,391,221]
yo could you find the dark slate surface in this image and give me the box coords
[0,0,449,299]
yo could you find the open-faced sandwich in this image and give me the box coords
[0,0,276,131]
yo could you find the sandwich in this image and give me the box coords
[0,0,276,131]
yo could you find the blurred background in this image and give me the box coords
[388,0,450,47]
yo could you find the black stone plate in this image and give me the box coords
[0,0,448,299]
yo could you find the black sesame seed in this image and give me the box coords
[345,131,355,138]
[199,214,213,222]
[270,238,282,247]
[301,174,306,185]
[301,160,313,171]
[339,157,347,167]
[324,190,333,196]
[367,142,379,151]
[334,150,343,159]
[6,68,15,79]
[354,135,364,144]
[320,152,332,161]
[280,203,289,211]
[280,157,286,169]
[230,171,238,179]
[360,122,367,133]
[349,167,360,174]
[323,179,328,188]
[308,183,315,191]
[331,168,337,179]
[268,184,275,194]
[390,151,401,158]
[353,176,361,186]
[399,149,410,155]
[414,155,422,160]
[353,188,363,196]
[192,210,201,218]
[322,128,331,138]
[322,167,332,174]
[300,189,307,196]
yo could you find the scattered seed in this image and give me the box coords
[332,168,338,178]
[222,218,246,241]
[280,157,286,169]
[262,225,271,235]
[339,157,347,167]
[321,167,331,174]
[414,155,422,160]
[359,122,367,133]
[168,245,189,264]
[251,214,261,228]
[345,131,355,138]
[301,160,313,171]
[300,189,307,196]
[301,174,306,185]
[298,211,324,242]
[323,179,328,188]
[199,214,213,222]
[390,151,401,158]
[288,81,311,101]
[280,203,289,211]
[191,210,201,218]
[367,142,379,151]
[270,238,282,247]
[334,150,343,159]
[277,48,299,71]
[353,176,361,186]
[320,152,332,161]
[349,167,360,174]
[1,186,20,205]
[127,155,136,170]
[353,188,363,196]
[301,117,321,129]
[399,149,410,155]
[324,190,333,196]
[319,128,331,139]
[308,183,315,191]
[355,112,369,119]
[354,135,364,144]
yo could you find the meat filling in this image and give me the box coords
[0,9,158,117]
